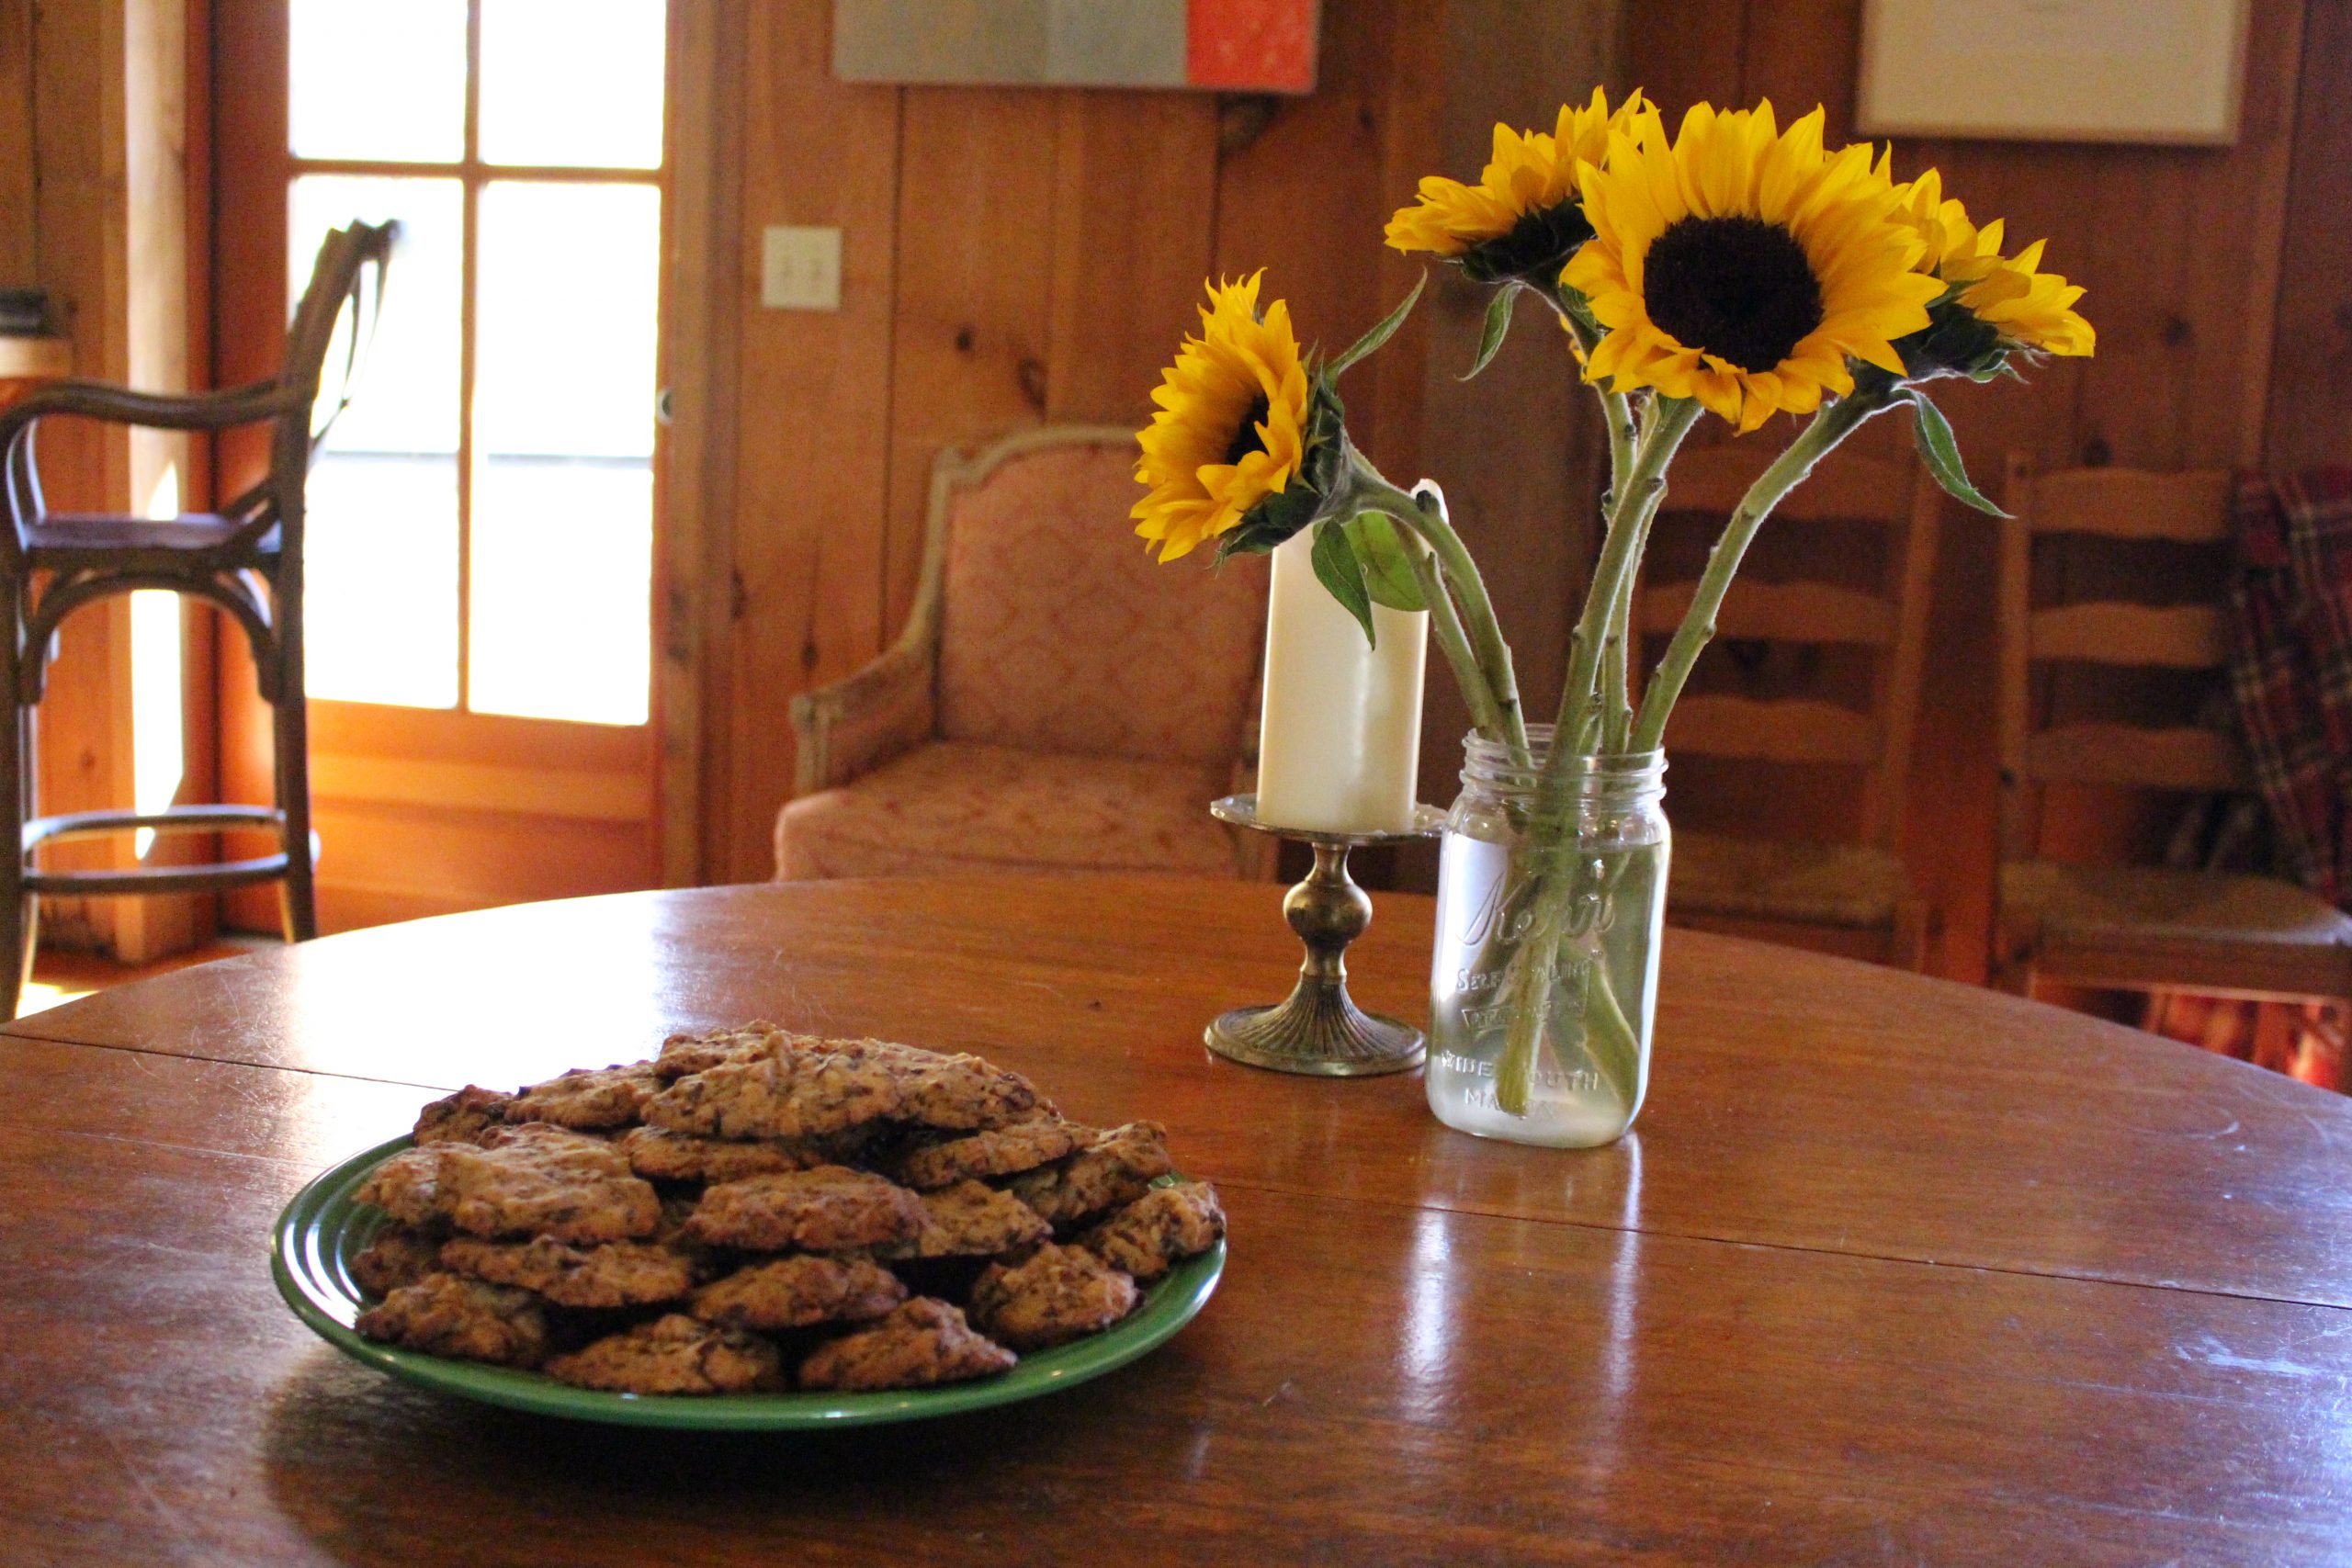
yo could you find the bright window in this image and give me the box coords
[285,0,665,725]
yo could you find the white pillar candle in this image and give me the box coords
[1253,527,1429,834]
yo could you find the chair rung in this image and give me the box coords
[25,806,285,849]
[25,853,293,896]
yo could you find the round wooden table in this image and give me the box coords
[6,875,2348,1565]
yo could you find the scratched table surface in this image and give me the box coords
[2,875,2347,1566]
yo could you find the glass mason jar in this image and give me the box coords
[1426,728,1668,1148]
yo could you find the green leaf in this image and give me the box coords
[1310,519,1377,646]
[1344,512,1427,613]
[1906,391,2007,517]
[1325,272,1428,380]
[1464,282,1522,381]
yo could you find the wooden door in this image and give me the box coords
[211,0,673,931]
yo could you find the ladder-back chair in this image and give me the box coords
[1994,458,2352,1002]
[1633,441,1943,967]
[0,220,398,1016]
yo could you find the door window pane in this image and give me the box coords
[289,0,466,163]
[479,0,667,170]
[468,181,659,724]
[289,176,464,708]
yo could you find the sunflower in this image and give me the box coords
[1385,87,1646,285]
[1132,273,1315,562]
[1884,164,2094,376]
[1565,102,1941,432]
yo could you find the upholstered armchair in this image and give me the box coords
[775,426,1272,881]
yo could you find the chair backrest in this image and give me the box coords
[929,426,1269,767]
[284,220,399,458]
[1632,440,1943,852]
[1996,458,2245,861]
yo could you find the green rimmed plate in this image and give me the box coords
[271,1134,1225,1429]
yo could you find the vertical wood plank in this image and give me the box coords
[2265,0,2351,473]
[1212,0,1395,444]
[28,0,134,952]
[1368,0,1443,480]
[2257,0,2352,472]
[722,0,901,881]
[0,0,33,284]
[1044,92,1218,423]
[878,88,1058,641]
[1625,0,1744,118]
[656,0,742,886]
[1736,0,1858,140]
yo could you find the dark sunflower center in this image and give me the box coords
[1223,392,1272,467]
[1462,202,1596,286]
[1644,216,1823,374]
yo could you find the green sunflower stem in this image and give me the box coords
[1399,531,1510,749]
[1627,390,1886,755]
[1343,458,1532,770]
[1550,396,1702,777]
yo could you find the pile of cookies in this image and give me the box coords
[349,1023,1224,1395]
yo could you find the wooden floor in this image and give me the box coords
[19,936,272,1015]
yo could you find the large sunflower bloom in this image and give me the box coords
[1887,164,2094,369]
[1133,273,1313,561]
[1385,87,1646,284]
[1566,102,1941,433]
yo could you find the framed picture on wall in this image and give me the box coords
[1857,0,2252,145]
[834,0,1320,93]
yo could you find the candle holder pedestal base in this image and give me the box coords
[1204,795,1444,1077]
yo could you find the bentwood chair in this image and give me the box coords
[0,220,397,1017]
[1993,458,2352,1004]
[1632,441,1943,968]
[776,425,1272,881]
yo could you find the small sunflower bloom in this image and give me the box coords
[1884,164,2095,376]
[1133,273,1316,562]
[1566,101,1942,433]
[1385,87,1646,286]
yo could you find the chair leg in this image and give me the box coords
[0,632,26,1021]
[273,622,318,945]
[1889,897,1934,974]
[17,894,36,1002]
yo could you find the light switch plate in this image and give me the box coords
[762,226,842,310]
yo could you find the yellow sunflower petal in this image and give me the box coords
[1132,273,1317,561]
[1566,97,1930,428]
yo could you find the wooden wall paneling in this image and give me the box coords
[27,0,135,953]
[1211,0,1396,447]
[1735,0,1858,137]
[2265,0,2352,472]
[878,88,1058,641]
[0,0,32,284]
[2068,0,2301,472]
[721,0,902,882]
[208,0,281,931]
[1043,92,1219,424]
[1366,0,1443,480]
[1623,0,1744,119]
[658,0,741,886]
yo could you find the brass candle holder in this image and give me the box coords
[1204,793,1446,1077]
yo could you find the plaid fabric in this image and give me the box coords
[2227,468,2352,906]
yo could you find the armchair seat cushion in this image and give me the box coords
[775,740,1239,881]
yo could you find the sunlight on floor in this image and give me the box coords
[16,979,95,1015]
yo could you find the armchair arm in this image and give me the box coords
[788,643,935,797]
